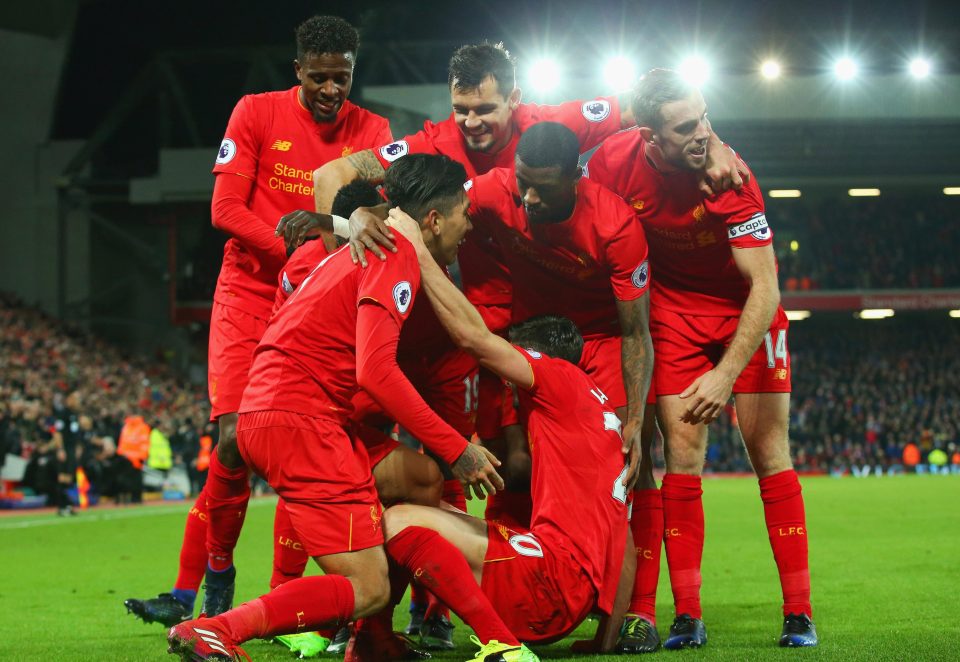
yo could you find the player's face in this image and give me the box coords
[653,91,710,171]
[450,76,520,154]
[295,52,355,123]
[428,193,472,265]
[515,157,580,224]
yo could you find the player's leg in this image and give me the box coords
[618,403,664,654]
[370,442,444,507]
[657,394,709,649]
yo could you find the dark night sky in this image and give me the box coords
[41,0,960,141]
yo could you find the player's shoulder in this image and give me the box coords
[592,127,644,164]
[580,177,637,224]
[236,86,293,111]
[707,149,764,212]
[340,100,390,128]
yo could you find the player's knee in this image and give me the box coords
[746,435,792,477]
[216,415,243,468]
[382,503,420,541]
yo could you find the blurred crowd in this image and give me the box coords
[701,315,960,475]
[774,195,960,290]
[0,294,214,512]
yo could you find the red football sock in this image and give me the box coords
[627,488,664,624]
[173,492,209,592]
[270,498,309,590]
[386,526,517,645]
[409,582,428,609]
[759,469,812,617]
[205,451,251,572]
[662,473,704,620]
[424,590,450,621]
[215,575,354,642]
[442,479,467,512]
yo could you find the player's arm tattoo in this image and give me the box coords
[346,149,387,182]
[616,295,654,422]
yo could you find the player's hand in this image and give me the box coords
[386,208,424,245]
[452,443,504,500]
[700,145,750,196]
[349,207,396,267]
[678,368,735,425]
[620,418,643,491]
[275,210,323,254]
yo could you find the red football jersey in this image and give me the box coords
[586,129,772,316]
[466,168,649,339]
[241,237,418,422]
[515,347,629,615]
[213,87,392,319]
[371,98,624,309]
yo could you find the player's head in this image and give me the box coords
[294,15,359,123]
[332,179,382,218]
[508,315,584,365]
[448,42,521,154]
[514,122,582,224]
[632,68,709,172]
[383,154,471,266]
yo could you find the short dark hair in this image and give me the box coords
[448,42,516,95]
[383,154,467,221]
[508,315,584,365]
[332,179,382,218]
[515,122,580,177]
[631,68,694,131]
[295,15,359,61]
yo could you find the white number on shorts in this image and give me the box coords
[590,387,609,404]
[508,533,544,558]
[612,463,629,504]
[763,329,789,369]
[462,374,479,413]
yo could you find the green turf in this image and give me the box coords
[0,474,957,661]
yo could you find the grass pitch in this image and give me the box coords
[0,474,957,661]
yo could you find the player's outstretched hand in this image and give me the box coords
[678,368,734,425]
[349,207,396,267]
[452,443,504,501]
[275,210,323,255]
[700,145,750,196]
[620,419,642,491]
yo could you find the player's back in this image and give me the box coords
[517,350,629,614]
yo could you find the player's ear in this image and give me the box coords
[293,59,303,81]
[638,126,655,145]
[508,86,522,110]
[426,209,442,236]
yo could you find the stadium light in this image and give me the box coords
[909,57,932,79]
[789,240,800,252]
[679,56,710,86]
[950,309,960,319]
[760,59,782,80]
[786,310,811,321]
[857,309,895,320]
[943,187,960,196]
[769,189,801,198]
[529,58,561,93]
[603,56,637,93]
[848,188,881,197]
[834,57,858,81]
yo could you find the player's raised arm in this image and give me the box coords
[387,207,535,391]
[313,148,387,214]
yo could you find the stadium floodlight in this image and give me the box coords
[950,310,960,319]
[857,309,895,320]
[786,310,811,321]
[789,240,800,252]
[909,57,931,79]
[769,189,801,198]
[848,188,881,197]
[943,187,960,196]
[528,58,561,93]
[834,57,858,81]
[603,56,637,93]
[679,56,710,86]
[760,59,782,80]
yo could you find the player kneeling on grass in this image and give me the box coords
[166,154,510,662]
[347,207,640,658]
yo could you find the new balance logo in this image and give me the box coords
[193,626,231,657]
[271,140,292,151]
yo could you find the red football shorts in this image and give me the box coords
[481,522,595,644]
[207,302,268,420]
[237,410,383,557]
[483,489,533,530]
[579,335,627,410]
[352,419,401,468]
[651,307,792,396]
